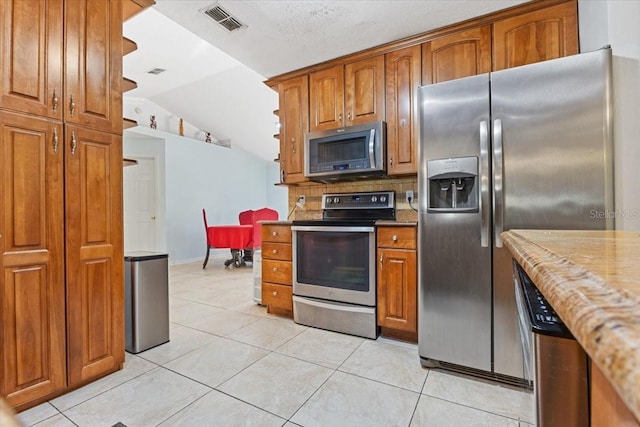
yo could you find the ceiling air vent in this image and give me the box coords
[203,4,246,32]
[147,68,166,75]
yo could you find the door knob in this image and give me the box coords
[151,216,156,220]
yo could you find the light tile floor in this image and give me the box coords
[17,257,534,427]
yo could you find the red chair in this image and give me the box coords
[202,208,215,269]
[202,208,278,269]
[202,209,252,269]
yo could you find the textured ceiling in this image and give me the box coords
[153,0,528,78]
[124,0,528,161]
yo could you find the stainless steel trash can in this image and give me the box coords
[124,252,170,353]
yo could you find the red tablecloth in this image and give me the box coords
[207,225,253,249]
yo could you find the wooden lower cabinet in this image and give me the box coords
[0,111,66,408]
[64,125,124,387]
[0,115,124,411]
[590,360,640,427]
[261,224,293,317]
[376,226,417,342]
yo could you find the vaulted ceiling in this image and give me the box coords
[123,0,527,161]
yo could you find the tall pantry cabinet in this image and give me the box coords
[0,0,125,410]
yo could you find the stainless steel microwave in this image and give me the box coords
[304,121,386,182]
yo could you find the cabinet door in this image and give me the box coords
[0,0,63,120]
[64,0,122,133]
[0,111,66,407]
[386,46,421,175]
[422,26,491,84]
[279,76,309,184]
[309,65,344,131]
[492,1,578,71]
[65,125,124,386]
[345,55,385,126]
[377,248,417,335]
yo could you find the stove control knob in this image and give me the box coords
[380,196,387,203]
[371,196,377,202]
[334,197,340,204]
[325,198,332,204]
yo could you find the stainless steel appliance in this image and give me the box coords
[304,121,386,182]
[292,191,395,338]
[513,262,589,426]
[418,48,614,382]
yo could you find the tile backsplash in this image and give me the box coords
[286,176,418,222]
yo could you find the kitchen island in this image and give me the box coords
[502,230,640,425]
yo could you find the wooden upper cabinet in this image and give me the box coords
[64,0,122,133]
[278,75,309,184]
[492,1,578,71]
[65,125,124,386]
[309,65,344,131]
[0,0,64,120]
[422,26,492,84]
[0,111,66,407]
[345,55,385,126]
[309,56,385,131]
[385,46,421,175]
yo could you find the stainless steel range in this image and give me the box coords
[291,191,395,339]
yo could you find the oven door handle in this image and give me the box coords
[291,225,375,233]
[292,296,374,313]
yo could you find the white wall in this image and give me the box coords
[579,0,640,230]
[124,102,288,264]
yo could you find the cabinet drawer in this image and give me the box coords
[262,225,292,244]
[377,227,416,249]
[262,259,292,285]
[262,242,292,261]
[262,282,293,311]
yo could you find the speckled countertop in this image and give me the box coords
[502,230,640,422]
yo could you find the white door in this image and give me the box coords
[124,157,158,251]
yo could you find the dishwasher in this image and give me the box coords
[513,261,589,427]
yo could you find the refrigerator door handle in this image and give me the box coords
[493,119,504,247]
[479,120,490,248]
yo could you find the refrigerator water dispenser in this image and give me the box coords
[427,157,478,212]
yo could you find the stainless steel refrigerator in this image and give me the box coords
[417,48,614,382]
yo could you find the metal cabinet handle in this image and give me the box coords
[479,120,490,248]
[71,131,77,156]
[347,111,352,121]
[69,94,75,117]
[272,249,277,254]
[272,231,278,237]
[338,113,343,122]
[379,254,383,270]
[53,127,59,153]
[493,119,504,248]
[272,267,278,272]
[272,291,278,296]
[392,235,398,242]
[52,90,58,113]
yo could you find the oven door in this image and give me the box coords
[292,225,375,306]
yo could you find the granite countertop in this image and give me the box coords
[502,230,640,422]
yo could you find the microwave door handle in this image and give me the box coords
[369,129,375,166]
